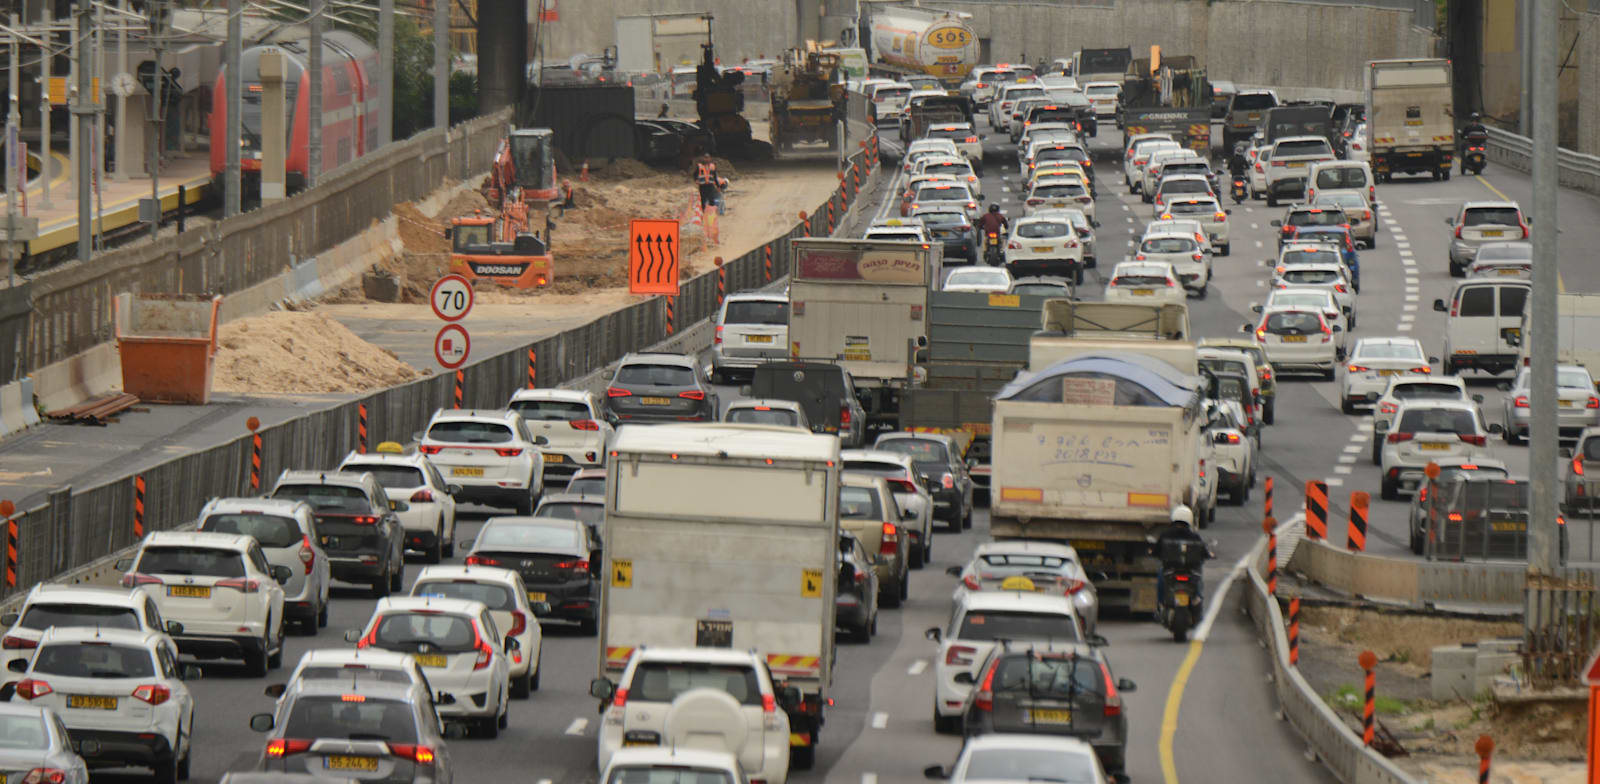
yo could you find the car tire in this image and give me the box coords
[1506,427,1523,445]
[933,710,962,735]
[851,616,871,643]
[512,666,533,699]
[498,702,509,730]
[1409,526,1424,555]
[245,637,270,678]
[1448,261,1463,278]
[1380,476,1399,501]
[478,716,499,740]
[909,538,925,569]
[1371,439,1383,466]
[1323,366,1336,381]
[1342,399,1357,415]
[791,744,817,770]
[923,537,933,566]
[443,526,456,558]
[1221,243,1231,257]
[531,651,542,691]
[880,577,903,609]
[176,716,192,780]
[962,503,973,530]
[1263,400,1275,425]
[154,757,178,784]
[1266,194,1277,207]
[515,492,534,515]
[389,563,404,592]
[317,599,329,628]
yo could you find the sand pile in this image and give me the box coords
[213,311,419,395]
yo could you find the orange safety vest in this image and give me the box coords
[695,161,716,185]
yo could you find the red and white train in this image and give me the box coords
[209,30,379,196]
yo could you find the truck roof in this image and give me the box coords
[611,423,841,463]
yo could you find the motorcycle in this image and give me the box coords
[1230,177,1248,204]
[1461,131,1488,175]
[984,231,1003,266]
[1154,537,1210,642]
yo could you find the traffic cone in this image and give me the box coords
[580,161,589,182]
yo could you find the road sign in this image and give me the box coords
[628,218,681,296]
[1584,645,1600,685]
[429,274,474,322]
[433,324,470,370]
[611,558,633,588]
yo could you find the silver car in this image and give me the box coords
[1446,201,1529,277]
[1501,365,1600,444]
[197,498,332,633]
[840,449,935,569]
[250,679,459,783]
[710,293,789,383]
[0,704,88,784]
[926,733,1117,784]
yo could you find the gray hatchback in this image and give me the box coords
[604,353,720,424]
[250,679,458,784]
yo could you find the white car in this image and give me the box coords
[1368,375,1477,464]
[943,266,1012,293]
[0,703,90,784]
[0,585,180,676]
[1379,400,1498,500]
[1141,149,1201,198]
[1204,399,1256,504]
[924,122,983,168]
[196,497,332,632]
[1082,80,1120,117]
[1248,136,1272,198]
[418,408,546,514]
[1023,142,1092,184]
[601,748,747,784]
[9,627,197,782]
[926,591,1086,732]
[1125,137,1179,191]
[505,388,615,485]
[1105,261,1183,305]
[949,541,1099,634]
[990,83,1046,131]
[1272,263,1356,331]
[592,647,791,783]
[1134,233,1208,295]
[1263,135,1336,206]
[709,291,790,382]
[410,565,544,698]
[1159,194,1231,255]
[1144,218,1214,255]
[1254,287,1348,355]
[902,138,962,174]
[909,180,978,220]
[1251,306,1339,380]
[864,219,930,243]
[931,735,1114,784]
[868,82,911,125]
[915,155,984,199]
[271,647,432,706]
[1150,174,1216,217]
[1348,122,1370,162]
[121,531,289,676]
[350,596,513,737]
[1002,215,1083,279]
[336,450,461,563]
[1023,178,1094,219]
[1339,337,1434,415]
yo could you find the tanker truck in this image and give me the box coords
[863,6,979,88]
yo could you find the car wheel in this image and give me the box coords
[1380,476,1399,501]
[497,702,509,730]
[153,756,178,784]
[515,491,534,515]
[923,537,933,566]
[1263,400,1275,425]
[961,503,973,530]
[1323,366,1336,381]
[1266,194,1277,207]
[268,619,284,669]
[511,666,533,699]
[908,537,925,569]
[1371,439,1383,466]
[478,716,500,739]
[245,637,269,678]
[1221,243,1231,257]
[933,710,962,734]
[880,577,903,609]
[1448,261,1463,278]
[790,744,817,770]
[389,563,404,592]
[1409,526,1424,555]
[1341,399,1357,415]
[176,716,192,780]
[852,616,871,643]
[579,615,599,637]
[1506,427,1523,445]
[1241,474,1253,502]
[900,570,911,602]
[318,600,329,628]
[443,523,456,558]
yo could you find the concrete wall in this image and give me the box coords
[544,0,804,65]
[1476,0,1590,153]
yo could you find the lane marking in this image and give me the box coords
[1161,547,1252,783]
[871,711,888,729]
[1334,465,1354,475]
[1404,294,1419,302]
[1250,223,1260,230]
[1397,242,1411,249]
[908,659,928,675]
[864,775,879,784]
[1338,454,1357,463]
[565,717,588,735]
[1398,322,1413,331]
[1326,477,1346,486]
[1344,445,1361,453]
[1254,240,1263,248]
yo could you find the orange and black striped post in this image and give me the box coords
[1263,516,1278,596]
[247,417,263,491]
[1347,491,1370,552]
[715,257,725,307]
[1475,735,1493,784]
[357,404,369,454]
[666,296,676,335]
[799,211,810,238]
[453,371,464,409]
[1287,596,1300,665]
[1305,479,1329,540]
[134,476,146,539]
[1,500,15,590]
[827,199,836,234]
[763,244,773,283]
[837,170,847,205]
[1264,476,1274,517]
[851,162,861,199]
[1359,650,1378,747]
[527,348,537,389]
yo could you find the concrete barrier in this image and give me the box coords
[0,378,40,438]
[30,342,121,413]
[1285,534,1584,608]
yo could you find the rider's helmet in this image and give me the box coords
[1170,504,1195,529]
[1233,141,1248,155]
[1470,112,1481,122]
[988,204,1001,214]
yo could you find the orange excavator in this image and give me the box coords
[446,128,559,288]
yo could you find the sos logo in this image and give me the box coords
[927,27,970,49]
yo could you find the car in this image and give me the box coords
[948,541,1099,634]
[958,642,1133,779]
[903,138,963,174]
[709,293,789,384]
[1447,201,1530,276]
[249,678,456,782]
[1224,90,1280,149]
[943,266,1012,293]
[924,733,1118,784]
[564,467,605,497]
[1204,399,1256,503]
[1290,225,1361,288]
[1017,128,1078,168]
[589,647,792,782]
[1104,261,1182,305]
[1140,149,1200,198]
[1304,160,1376,211]
[1208,371,1263,447]
[1144,217,1213,255]
[1263,136,1335,206]
[416,409,548,514]
[1273,204,1349,249]
[1160,195,1230,255]
[119,531,289,676]
[1022,178,1093,220]
[0,703,89,784]
[605,353,720,424]
[1340,338,1434,414]
[1210,79,1238,119]
[1198,347,1266,431]
[1135,232,1208,295]
[1250,307,1340,380]
[1270,264,1356,333]
[1124,136,1178,192]
[505,389,616,485]
[1563,429,1600,514]
[874,431,974,530]
[909,181,980,221]
[268,648,434,708]
[1406,458,1512,554]
[1330,103,1366,156]
[1311,191,1377,247]
[916,155,984,199]
[1379,400,1500,499]
[923,122,983,168]
[863,218,931,244]
[1081,81,1120,118]
[1008,276,1073,297]
[900,172,961,216]
[1435,277,1531,377]
[748,361,868,447]
[1150,163,1218,208]
[835,531,880,642]
[465,515,600,635]
[1031,207,1097,268]
[1500,364,1600,444]
[1023,142,1093,185]
[869,83,912,126]
[1253,288,1348,356]
[1367,375,1478,464]
[348,597,512,737]
[722,398,809,428]
[1246,135,1272,198]
[0,585,181,680]
[335,451,461,563]
[839,474,911,609]
[1466,241,1533,279]
[410,565,544,699]
[1275,240,1357,300]
[990,83,1046,132]
[1347,122,1370,163]
[925,591,1091,733]
[268,470,407,597]
[1002,215,1083,283]
[600,748,748,784]
[1027,159,1091,191]
[197,498,332,632]
[840,449,935,568]
[918,209,980,265]
[1198,338,1279,424]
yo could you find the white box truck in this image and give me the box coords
[615,13,712,75]
[1516,292,1600,376]
[788,238,940,428]
[598,424,841,765]
[1366,58,1455,182]
[989,301,1207,613]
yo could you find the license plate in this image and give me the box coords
[1174,593,1190,607]
[1028,708,1073,723]
[1288,161,1305,168]
[1247,113,1260,120]
[1379,369,1399,376]
[1419,442,1450,451]
[1049,202,1067,208]
[1491,520,1527,532]
[326,756,379,772]
[528,592,547,602]
[414,654,447,668]
[1032,246,1053,253]
[746,334,774,344]
[1481,230,1504,238]
[641,397,671,406]
[542,453,564,463]
[1405,119,1424,126]
[1497,268,1522,276]
[452,467,484,477]
[1070,539,1106,550]
[1132,289,1154,296]
[1281,335,1307,343]
[1561,400,1575,408]
[67,695,117,710]
[623,740,656,748]
[168,585,210,599]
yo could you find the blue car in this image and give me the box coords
[1291,225,1360,291]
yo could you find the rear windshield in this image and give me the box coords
[413,580,515,611]
[1397,408,1476,434]
[1280,249,1341,266]
[272,484,372,514]
[200,513,303,549]
[32,643,154,679]
[339,464,426,489]
[1476,243,1532,262]
[1167,201,1216,215]
[1200,359,1248,377]
[615,364,695,386]
[1315,167,1368,189]
[1584,437,1600,461]
[1217,377,1246,400]
[136,546,245,578]
[1032,184,1085,198]
[0,716,45,749]
[1012,283,1069,296]
[19,603,140,632]
[1233,93,1277,110]
[606,768,734,784]
[875,439,949,463]
[1355,343,1423,360]
[508,400,591,421]
[1392,383,1463,400]
[916,186,970,201]
[1265,312,1324,334]
[928,127,973,140]
[1162,163,1210,176]
[873,86,908,100]
[1275,140,1332,157]
[839,486,883,520]
[1463,208,1523,227]
[534,502,604,526]
[957,610,1079,642]
[478,521,579,550]
[979,554,1070,569]
[1017,222,1069,239]
[627,662,762,706]
[426,421,513,444]
[1289,210,1345,227]
[1281,270,1341,285]
[282,696,416,743]
[296,666,413,686]
[1114,274,1169,286]
[1445,480,1529,510]
[726,407,801,427]
[1084,84,1119,96]
[1142,237,1196,253]
[566,477,605,496]
[990,654,1104,695]
[373,612,478,653]
[843,460,907,478]
[1003,87,1044,101]
[922,161,971,176]
[1316,194,1366,211]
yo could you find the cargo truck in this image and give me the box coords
[597,424,841,768]
[1073,48,1133,86]
[1117,55,1211,155]
[614,13,711,75]
[1365,58,1455,182]
[788,238,940,428]
[1514,293,1600,376]
[988,301,1208,613]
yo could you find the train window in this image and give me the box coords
[332,66,351,96]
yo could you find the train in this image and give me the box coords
[208,30,379,197]
[864,6,980,87]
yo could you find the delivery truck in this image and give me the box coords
[1365,58,1455,182]
[1117,55,1212,155]
[1515,292,1600,377]
[614,13,711,75]
[598,424,841,768]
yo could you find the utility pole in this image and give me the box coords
[224,0,241,217]
[1518,0,1532,135]
[378,0,392,147]
[73,2,91,263]
[259,48,286,205]
[8,13,19,282]
[66,1,76,197]
[433,0,447,131]
[1529,0,1560,571]
[307,0,322,188]
[92,0,105,254]
[114,0,127,182]
[147,0,165,241]
[38,1,51,210]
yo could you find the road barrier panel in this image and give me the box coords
[1306,479,1329,540]
[1347,491,1369,552]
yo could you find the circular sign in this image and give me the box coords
[927,27,971,50]
[429,274,474,322]
[433,324,471,370]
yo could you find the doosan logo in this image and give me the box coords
[470,263,528,276]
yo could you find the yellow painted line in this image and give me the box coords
[1158,638,1205,784]
[1475,173,1563,292]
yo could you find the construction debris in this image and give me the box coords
[46,393,141,425]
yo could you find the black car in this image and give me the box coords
[467,516,600,635]
[269,471,405,598]
[748,361,868,448]
[872,432,973,530]
[534,492,605,561]
[633,119,683,164]
[605,352,720,424]
[1273,204,1349,249]
[918,209,979,265]
[835,532,878,643]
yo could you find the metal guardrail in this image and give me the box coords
[1484,126,1600,196]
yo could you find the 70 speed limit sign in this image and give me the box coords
[430,274,474,322]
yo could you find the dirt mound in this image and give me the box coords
[433,188,490,222]
[213,311,419,395]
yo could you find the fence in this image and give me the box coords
[0,132,882,602]
[3,109,514,387]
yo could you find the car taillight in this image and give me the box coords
[350,516,379,525]
[887,478,917,493]
[417,444,442,455]
[974,662,996,712]
[1062,578,1087,596]
[1417,486,1428,503]
[120,573,163,589]
[606,387,632,397]
[21,769,67,784]
[299,535,315,574]
[1333,284,1347,294]
[1386,432,1414,443]
[880,522,898,556]
[1589,397,1600,409]
[1460,434,1487,446]
[1100,660,1123,717]
[13,679,50,700]
[1135,254,1146,260]
[218,577,261,594]
[1454,224,1462,239]
[1007,241,1021,249]
[1220,432,1241,444]
[941,474,954,489]
[945,645,976,666]
[965,136,978,143]
[1574,457,1585,477]
[1410,367,1432,375]
[1514,395,1529,408]
[612,687,629,709]
[472,624,493,671]
[840,406,852,427]
[388,744,436,765]
[266,739,313,758]
[554,560,590,573]
[1379,402,1398,414]
[1272,160,1285,167]
[1255,327,1266,342]
[1,636,36,650]
[507,610,527,638]
[1192,253,1203,261]
[1521,221,1530,239]
[1348,365,1370,373]
[1214,212,1227,222]
[1254,162,1263,173]
[132,684,170,705]
[465,554,500,566]
[1363,210,1372,221]
[570,419,601,431]
[495,447,524,457]
[961,575,981,591]
[409,489,434,503]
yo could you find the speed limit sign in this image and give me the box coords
[429,274,474,322]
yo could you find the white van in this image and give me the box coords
[1433,278,1531,377]
[1304,160,1376,207]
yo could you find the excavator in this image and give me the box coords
[446,128,559,288]
[770,49,846,154]
[689,15,771,160]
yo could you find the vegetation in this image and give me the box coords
[391,17,478,138]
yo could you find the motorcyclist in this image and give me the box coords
[1153,505,1213,611]
[977,204,1010,260]
[1459,112,1489,151]
[1227,141,1250,181]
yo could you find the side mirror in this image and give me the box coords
[1444,217,1455,226]
[1488,423,1504,435]
[1374,420,1390,432]
[264,683,286,698]
[953,671,975,685]
[1331,325,1342,333]
[1427,356,1440,364]
[115,558,133,573]
[1087,633,1110,647]
[1496,382,1511,392]
[343,629,364,644]
[916,335,929,349]
[901,507,918,521]
[1432,299,1447,313]
[1117,677,1137,692]
[446,484,463,495]
[6,659,26,673]
[443,723,469,739]
[534,436,550,446]
[270,565,293,585]
[248,713,275,732]
[181,664,203,681]
[924,765,950,780]
[1472,394,1485,403]
[924,627,943,643]
[1249,303,1262,314]
[589,677,616,702]
[442,227,453,240]
[531,601,552,615]
[944,566,962,577]
[0,613,17,627]
[1092,220,1101,228]
[1239,324,1251,334]
[165,620,184,635]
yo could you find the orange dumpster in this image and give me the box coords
[113,293,222,405]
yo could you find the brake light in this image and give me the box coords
[961,575,981,591]
[676,390,705,402]
[887,478,917,493]
[298,535,315,574]
[613,687,629,709]
[1135,254,1146,260]
[974,661,996,712]
[1348,364,1370,373]
[1521,221,1530,239]
[714,325,723,345]
[409,489,434,503]
[1220,432,1241,444]
[1379,401,1399,414]
[1514,395,1529,408]
[1215,212,1227,222]
[349,516,379,525]
[354,624,378,648]
[569,419,601,431]
[606,387,632,398]
[880,522,899,556]
[13,680,50,700]
[1447,512,1464,522]
[1574,457,1585,477]
[1007,241,1021,250]
[266,738,313,758]
[388,744,436,765]
[1063,578,1087,595]
[1460,434,1487,446]
[945,645,976,666]
[1272,160,1285,167]
[554,560,590,572]
[1255,327,1266,342]
[965,136,978,143]
[840,406,852,427]
[1454,224,1462,239]
[494,447,524,457]
[1334,284,1348,293]
[120,573,163,589]
[1387,432,1414,443]
[1418,486,1428,503]
[472,622,493,671]
[465,555,500,566]
[1255,162,1263,173]
[417,444,442,455]
[507,610,527,638]
[22,769,67,784]
[1410,367,1432,375]
[217,577,261,594]
[1192,253,1203,261]
[1,636,36,650]
[1173,573,1191,582]
[131,684,170,706]
[1100,660,1123,717]
[1363,210,1372,221]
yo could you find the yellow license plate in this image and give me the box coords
[1132,289,1154,296]
[452,467,484,477]
[1049,202,1067,208]
[327,756,379,772]
[1506,328,1521,340]
[528,592,547,602]
[623,740,657,748]
[1288,161,1305,168]
[1032,246,1053,253]
[1491,521,1527,532]
[1281,335,1307,343]
[1379,369,1399,376]
[167,585,210,599]
[67,695,116,710]
[1029,708,1073,723]
[1561,400,1576,407]
[1070,540,1106,550]
[542,453,564,463]
[1419,443,1451,451]
[1481,230,1504,237]
[1405,119,1424,126]
[1498,268,1522,276]
[1174,593,1190,607]
[641,397,671,406]
[1247,113,1260,120]
[414,654,447,668]
[746,335,773,343]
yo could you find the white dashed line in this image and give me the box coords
[1255,279,1266,287]
[1121,204,1130,211]
[1254,240,1264,248]
[1334,465,1354,475]
[1338,454,1357,464]
[1404,294,1419,302]
[565,718,588,736]
[1349,432,1367,442]
[1397,242,1411,249]
[1398,322,1413,331]
[908,660,928,676]
[1343,445,1362,454]
[1001,186,1010,193]
[1325,478,1346,487]
[1403,305,1418,313]
[1250,223,1260,230]
[863,775,879,784]
[871,712,889,729]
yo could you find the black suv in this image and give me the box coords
[605,352,720,424]
[270,470,405,597]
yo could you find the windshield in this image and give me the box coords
[1282,270,1341,285]
[726,407,801,427]
[479,521,579,549]
[1289,210,1345,227]
[1167,200,1216,215]
[875,439,949,464]
[1397,408,1476,434]
[839,486,884,520]
[413,581,515,611]
[957,610,1079,642]
[508,400,592,422]
[1392,383,1463,401]
[961,747,1099,782]
[283,696,417,743]
[1033,184,1085,199]
[372,612,478,654]
[916,186,970,202]
[566,477,605,496]
[136,546,244,578]
[947,269,1009,286]
[606,769,735,784]
[33,643,155,679]
[1233,93,1276,110]
[200,512,303,548]
[991,654,1104,696]
[1280,249,1341,267]
[339,464,426,489]
[616,364,696,386]
[1476,243,1532,262]
[627,662,762,706]
[19,603,140,632]
[1463,208,1523,227]
[1142,237,1196,253]
[425,421,512,444]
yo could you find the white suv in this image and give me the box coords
[591,647,791,784]
[0,585,180,675]
[337,448,460,563]
[506,389,615,486]
[196,497,331,633]
[120,531,289,676]
[1263,135,1335,206]
[418,409,547,514]
[1379,400,1499,499]
[925,591,1087,733]
[349,596,513,738]
[410,565,545,699]
[9,627,198,782]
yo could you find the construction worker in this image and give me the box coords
[694,153,721,210]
